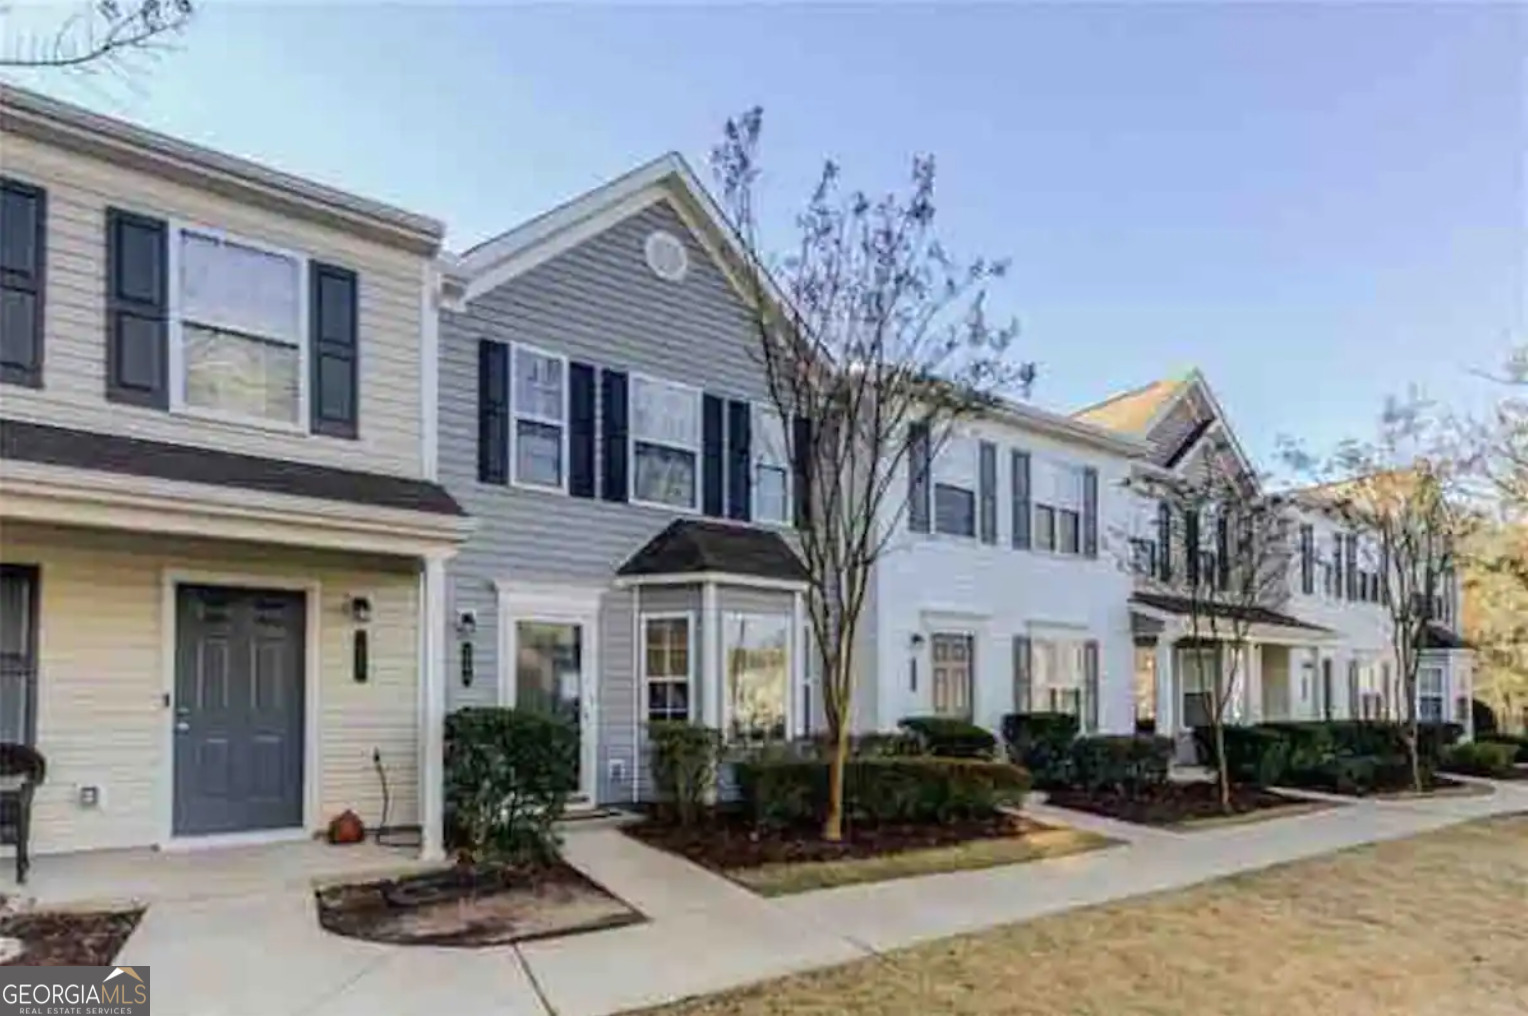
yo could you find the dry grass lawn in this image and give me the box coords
[648,812,1528,1016]
[730,826,1116,897]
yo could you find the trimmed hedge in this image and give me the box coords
[734,757,1030,829]
[1001,713,1079,787]
[1479,733,1528,764]
[1441,740,1519,778]
[649,721,722,826]
[1066,734,1174,796]
[1195,721,1466,791]
[898,716,999,759]
[1195,726,1292,788]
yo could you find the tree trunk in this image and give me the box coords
[824,722,849,842]
[1213,719,1232,814]
[1406,718,1423,793]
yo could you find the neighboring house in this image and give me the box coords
[436,155,810,806]
[1075,369,1473,744]
[852,406,1146,738]
[0,86,470,860]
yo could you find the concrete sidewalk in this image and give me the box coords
[105,777,1528,1016]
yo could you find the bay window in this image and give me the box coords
[753,407,791,525]
[632,376,701,509]
[1418,665,1444,722]
[643,615,693,722]
[512,345,567,489]
[177,228,303,425]
[724,613,790,743]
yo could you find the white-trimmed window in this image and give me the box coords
[1418,664,1445,723]
[1034,459,1083,555]
[723,613,790,743]
[632,376,701,509]
[176,227,305,426]
[1033,638,1085,722]
[512,345,567,490]
[753,406,791,525]
[1180,647,1218,728]
[933,436,977,538]
[643,614,693,722]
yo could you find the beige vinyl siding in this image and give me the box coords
[0,132,426,477]
[2,522,420,854]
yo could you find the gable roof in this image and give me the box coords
[1072,377,1186,435]
[442,152,788,314]
[616,519,807,583]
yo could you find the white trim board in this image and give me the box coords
[158,569,323,850]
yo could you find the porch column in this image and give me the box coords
[1155,637,1175,734]
[1245,643,1263,724]
[702,582,721,730]
[791,589,807,737]
[419,553,449,862]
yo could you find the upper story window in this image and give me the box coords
[512,345,567,490]
[1034,460,1083,554]
[632,375,701,510]
[1128,498,1158,576]
[753,406,791,525]
[178,229,304,426]
[933,436,977,538]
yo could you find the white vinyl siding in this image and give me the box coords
[0,131,427,477]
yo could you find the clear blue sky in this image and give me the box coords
[11,2,1524,466]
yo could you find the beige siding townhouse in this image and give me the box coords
[0,85,470,863]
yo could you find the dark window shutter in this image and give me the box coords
[568,361,596,498]
[726,399,752,521]
[600,369,629,503]
[1083,640,1100,732]
[978,441,998,544]
[1082,466,1099,559]
[1185,509,1201,587]
[105,208,168,408]
[1300,524,1315,594]
[1345,534,1358,601]
[701,394,725,516]
[1158,501,1173,582]
[1332,534,1344,598]
[1011,450,1032,549]
[0,178,46,388]
[792,414,812,528]
[907,421,931,533]
[310,261,359,438]
[476,339,509,484]
[1012,635,1032,712]
[1216,514,1230,590]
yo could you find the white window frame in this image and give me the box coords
[167,220,310,435]
[1418,663,1445,723]
[1033,458,1084,557]
[751,403,793,526]
[641,611,696,723]
[720,611,796,745]
[931,435,979,539]
[509,342,571,494]
[629,372,702,513]
[1032,636,1088,726]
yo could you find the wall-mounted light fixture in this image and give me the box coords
[456,610,477,687]
[348,595,373,625]
[909,632,924,691]
[909,632,926,649]
[456,609,477,638]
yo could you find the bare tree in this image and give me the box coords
[710,108,1032,840]
[1285,393,1472,791]
[1481,345,1528,520]
[1125,469,1292,811]
[1,1,192,72]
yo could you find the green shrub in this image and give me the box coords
[1441,741,1519,777]
[1196,726,1291,787]
[1065,735,1173,796]
[648,721,722,826]
[1287,752,1430,796]
[444,707,578,864]
[1480,733,1528,764]
[897,716,998,759]
[735,757,1030,829]
[1001,713,1079,787]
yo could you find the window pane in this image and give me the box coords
[184,324,299,423]
[755,464,789,523]
[514,348,564,422]
[1034,505,1056,551]
[934,483,975,537]
[632,377,699,448]
[515,419,563,487]
[634,442,697,507]
[514,622,582,740]
[180,232,299,342]
[725,614,789,743]
[754,407,788,466]
[1059,510,1080,554]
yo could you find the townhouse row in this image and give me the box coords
[0,86,1472,861]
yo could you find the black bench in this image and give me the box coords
[0,744,45,885]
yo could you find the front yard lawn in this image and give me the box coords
[1042,780,1321,828]
[624,812,1115,896]
[643,812,1528,1015]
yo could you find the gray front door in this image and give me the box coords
[174,585,305,836]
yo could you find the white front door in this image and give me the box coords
[499,586,601,804]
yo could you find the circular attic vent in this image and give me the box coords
[644,230,689,282]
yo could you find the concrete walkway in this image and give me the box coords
[90,778,1528,1016]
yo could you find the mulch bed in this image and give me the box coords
[315,860,642,947]
[1042,782,1310,826]
[0,908,143,966]
[623,809,1046,870]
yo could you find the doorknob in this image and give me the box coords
[174,721,191,733]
